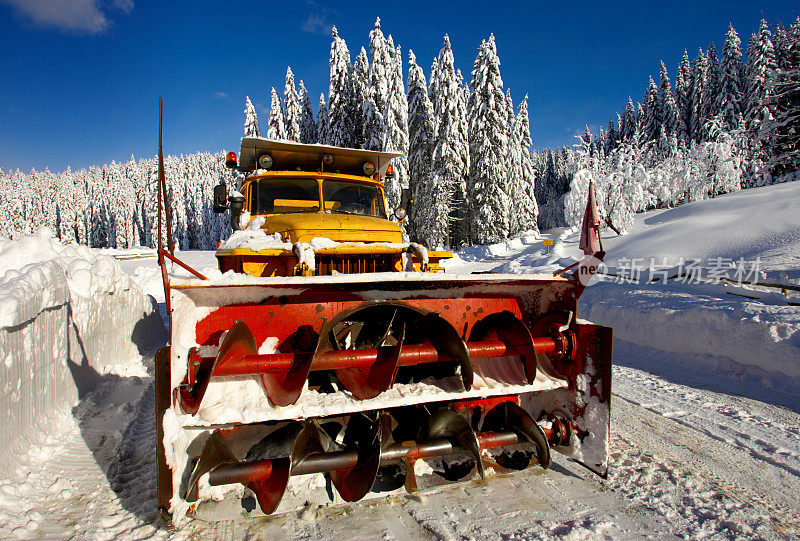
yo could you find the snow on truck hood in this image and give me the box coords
[218,214,404,250]
[262,212,403,244]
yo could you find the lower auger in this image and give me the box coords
[184,400,573,515]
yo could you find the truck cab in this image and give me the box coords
[214,138,451,277]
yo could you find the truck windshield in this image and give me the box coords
[252,178,320,214]
[323,181,386,218]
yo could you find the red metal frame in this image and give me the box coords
[195,295,525,349]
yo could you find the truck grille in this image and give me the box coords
[315,254,395,275]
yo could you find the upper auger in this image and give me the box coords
[176,302,578,414]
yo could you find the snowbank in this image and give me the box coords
[575,182,800,384]
[601,181,800,272]
[0,228,166,473]
[581,282,800,383]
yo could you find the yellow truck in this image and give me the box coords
[213,138,449,277]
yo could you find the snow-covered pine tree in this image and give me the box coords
[579,126,594,155]
[298,81,317,144]
[790,18,800,62]
[717,24,744,133]
[689,47,708,142]
[362,19,391,152]
[55,166,77,243]
[764,21,800,177]
[244,96,261,137]
[659,61,681,150]
[641,75,660,144]
[116,159,136,248]
[451,67,471,247]
[505,89,523,235]
[426,35,465,248]
[636,102,646,139]
[406,49,436,244]
[621,97,637,142]
[317,93,329,144]
[674,49,692,145]
[361,92,385,150]
[353,48,370,149]
[283,67,302,142]
[701,42,722,139]
[368,19,391,115]
[467,34,511,245]
[744,18,778,181]
[428,58,439,115]
[383,39,410,212]
[266,87,287,140]
[772,21,791,73]
[595,128,607,161]
[534,149,563,229]
[515,95,538,232]
[606,117,618,152]
[533,149,549,206]
[326,26,356,148]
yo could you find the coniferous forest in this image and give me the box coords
[1,17,797,250]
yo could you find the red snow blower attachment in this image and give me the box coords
[153,111,611,523]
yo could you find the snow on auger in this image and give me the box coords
[153,103,612,524]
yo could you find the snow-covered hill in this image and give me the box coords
[0,182,798,538]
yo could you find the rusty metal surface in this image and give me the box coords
[154,347,173,519]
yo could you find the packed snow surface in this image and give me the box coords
[1,182,799,538]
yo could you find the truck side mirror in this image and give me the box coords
[229,193,246,230]
[400,188,413,212]
[213,184,228,213]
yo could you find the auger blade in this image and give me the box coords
[260,325,317,406]
[324,414,382,502]
[470,311,537,384]
[335,322,405,400]
[483,401,551,469]
[186,422,330,515]
[246,458,291,515]
[179,319,258,414]
[218,319,258,367]
[418,314,473,390]
[185,429,237,503]
[244,422,323,514]
[425,408,484,480]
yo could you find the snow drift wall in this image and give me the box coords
[0,229,166,472]
[581,282,800,385]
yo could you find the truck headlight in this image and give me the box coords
[258,154,273,169]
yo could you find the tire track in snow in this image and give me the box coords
[105,380,161,525]
[609,366,800,538]
[0,373,165,539]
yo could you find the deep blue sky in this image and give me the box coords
[1,0,798,173]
